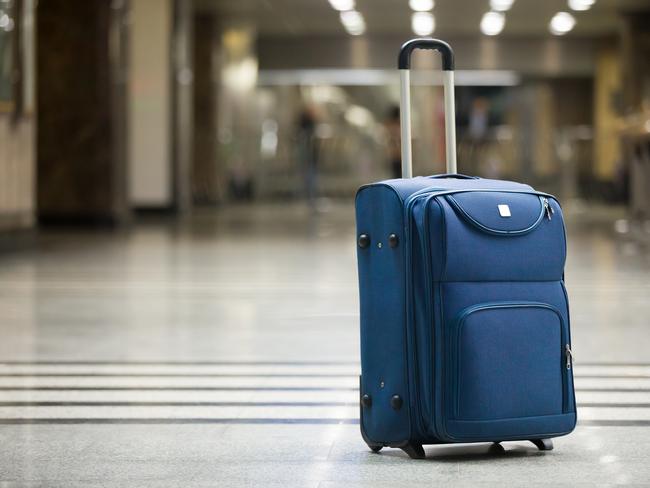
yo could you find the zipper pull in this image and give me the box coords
[543,198,554,220]
[565,344,573,370]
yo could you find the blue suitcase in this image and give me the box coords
[356,39,576,459]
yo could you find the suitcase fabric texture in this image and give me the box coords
[355,39,576,459]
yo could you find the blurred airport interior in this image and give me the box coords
[1,0,649,225]
[2,0,650,485]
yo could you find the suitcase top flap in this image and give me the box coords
[357,175,532,203]
[445,192,548,235]
[422,192,566,282]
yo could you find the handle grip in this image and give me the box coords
[428,173,478,180]
[398,38,457,179]
[398,39,454,71]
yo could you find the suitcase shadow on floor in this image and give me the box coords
[379,442,549,462]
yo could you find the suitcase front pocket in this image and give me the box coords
[451,302,570,421]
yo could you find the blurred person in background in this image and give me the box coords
[385,105,402,179]
[228,155,254,201]
[297,105,320,208]
[468,96,491,141]
[459,95,498,175]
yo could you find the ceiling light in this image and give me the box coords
[489,0,514,11]
[411,12,435,36]
[549,11,576,35]
[480,11,505,36]
[568,0,595,11]
[340,10,366,35]
[409,0,434,11]
[328,0,355,11]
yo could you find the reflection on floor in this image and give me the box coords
[0,202,649,486]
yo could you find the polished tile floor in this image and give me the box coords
[0,202,649,486]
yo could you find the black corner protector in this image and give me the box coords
[361,394,372,408]
[358,234,370,249]
[390,394,403,410]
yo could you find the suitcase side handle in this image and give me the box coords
[398,38,457,179]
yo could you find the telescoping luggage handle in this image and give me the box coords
[398,38,457,178]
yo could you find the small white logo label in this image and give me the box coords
[498,204,511,217]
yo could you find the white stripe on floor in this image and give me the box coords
[0,406,359,419]
[0,364,362,375]
[1,376,649,389]
[0,363,648,377]
[0,390,360,402]
[0,377,359,388]
[0,405,645,421]
[575,391,650,403]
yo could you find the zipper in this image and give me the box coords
[543,197,555,220]
[565,343,573,370]
[405,188,558,213]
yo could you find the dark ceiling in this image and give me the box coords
[195,0,650,38]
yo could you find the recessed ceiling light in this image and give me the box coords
[411,11,435,36]
[409,0,434,12]
[480,11,505,36]
[340,10,366,35]
[490,0,514,12]
[568,0,595,11]
[328,0,355,11]
[549,11,576,35]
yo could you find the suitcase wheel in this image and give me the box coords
[530,438,554,451]
[489,442,505,454]
[367,443,383,453]
[400,442,426,460]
